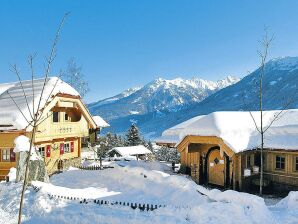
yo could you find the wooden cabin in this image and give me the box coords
[0,77,108,180]
[157,111,298,193]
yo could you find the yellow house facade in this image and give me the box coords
[0,77,107,180]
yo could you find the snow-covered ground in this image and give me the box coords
[0,161,297,224]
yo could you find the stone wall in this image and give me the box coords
[48,157,81,176]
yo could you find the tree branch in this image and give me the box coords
[6,90,33,127]
[241,90,261,133]
[10,64,34,120]
[35,12,69,120]
[28,54,36,118]
[36,72,62,122]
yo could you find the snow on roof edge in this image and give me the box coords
[158,110,298,153]
[108,145,152,156]
[92,115,110,128]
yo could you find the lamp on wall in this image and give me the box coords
[51,143,59,151]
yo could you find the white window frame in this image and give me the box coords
[2,149,10,162]
[64,143,70,153]
[38,147,45,158]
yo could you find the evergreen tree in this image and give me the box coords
[148,141,154,151]
[125,124,142,146]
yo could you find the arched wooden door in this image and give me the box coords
[208,149,225,186]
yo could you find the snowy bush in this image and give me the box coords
[154,146,180,163]
[8,167,16,182]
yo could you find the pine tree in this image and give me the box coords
[126,124,142,146]
[147,141,154,152]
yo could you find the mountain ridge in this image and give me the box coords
[89,56,298,138]
[88,75,239,122]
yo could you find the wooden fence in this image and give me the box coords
[76,165,114,170]
[31,185,178,211]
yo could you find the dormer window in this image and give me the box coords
[53,112,59,123]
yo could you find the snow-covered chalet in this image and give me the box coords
[0,77,109,180]
[157,110,298,192]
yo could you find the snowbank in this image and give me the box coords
[275,191,298,210]
[8,168,16,182]
[0,161,296,224]
[33,181,121,199]
[116,160,172,173]
[158,110,298,153]
[197,186,272,223]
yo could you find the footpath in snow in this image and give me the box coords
[0,161,297,224]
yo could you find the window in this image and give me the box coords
[295,157,298,171]
[53,112,59,123]
[276,155,285,170]
[254,152,265,167]
[65,113,69,122]
[64,143,70,153]
[38,147,45,157]
[2,149,10,162]
[247,155,251,167]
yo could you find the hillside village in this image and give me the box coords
[1,2,298,224]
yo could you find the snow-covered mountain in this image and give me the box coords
[89,56,298,139]
[132,56,298,138]
[88,75,239,122]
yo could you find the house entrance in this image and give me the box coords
[208,148,225,186]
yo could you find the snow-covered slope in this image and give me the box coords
[88,76,239,133]
[0,161,296,224]
[88,87,142,108]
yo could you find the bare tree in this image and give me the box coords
[63,58,89,98]
[244,28,298,195]
[96,140,109,169]
[86,140,108,169]
[4,13,69,224]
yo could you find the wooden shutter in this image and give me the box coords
[46,145,51,157]
[70,142,74,152]
[10,148,16,162]
[60,143,64,155]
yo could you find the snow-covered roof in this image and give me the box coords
[0,77,79,131]
[109,145,152,156]
[92,116,110,128]
[157,110,298,153]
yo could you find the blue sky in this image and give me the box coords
[1,0,298,102]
